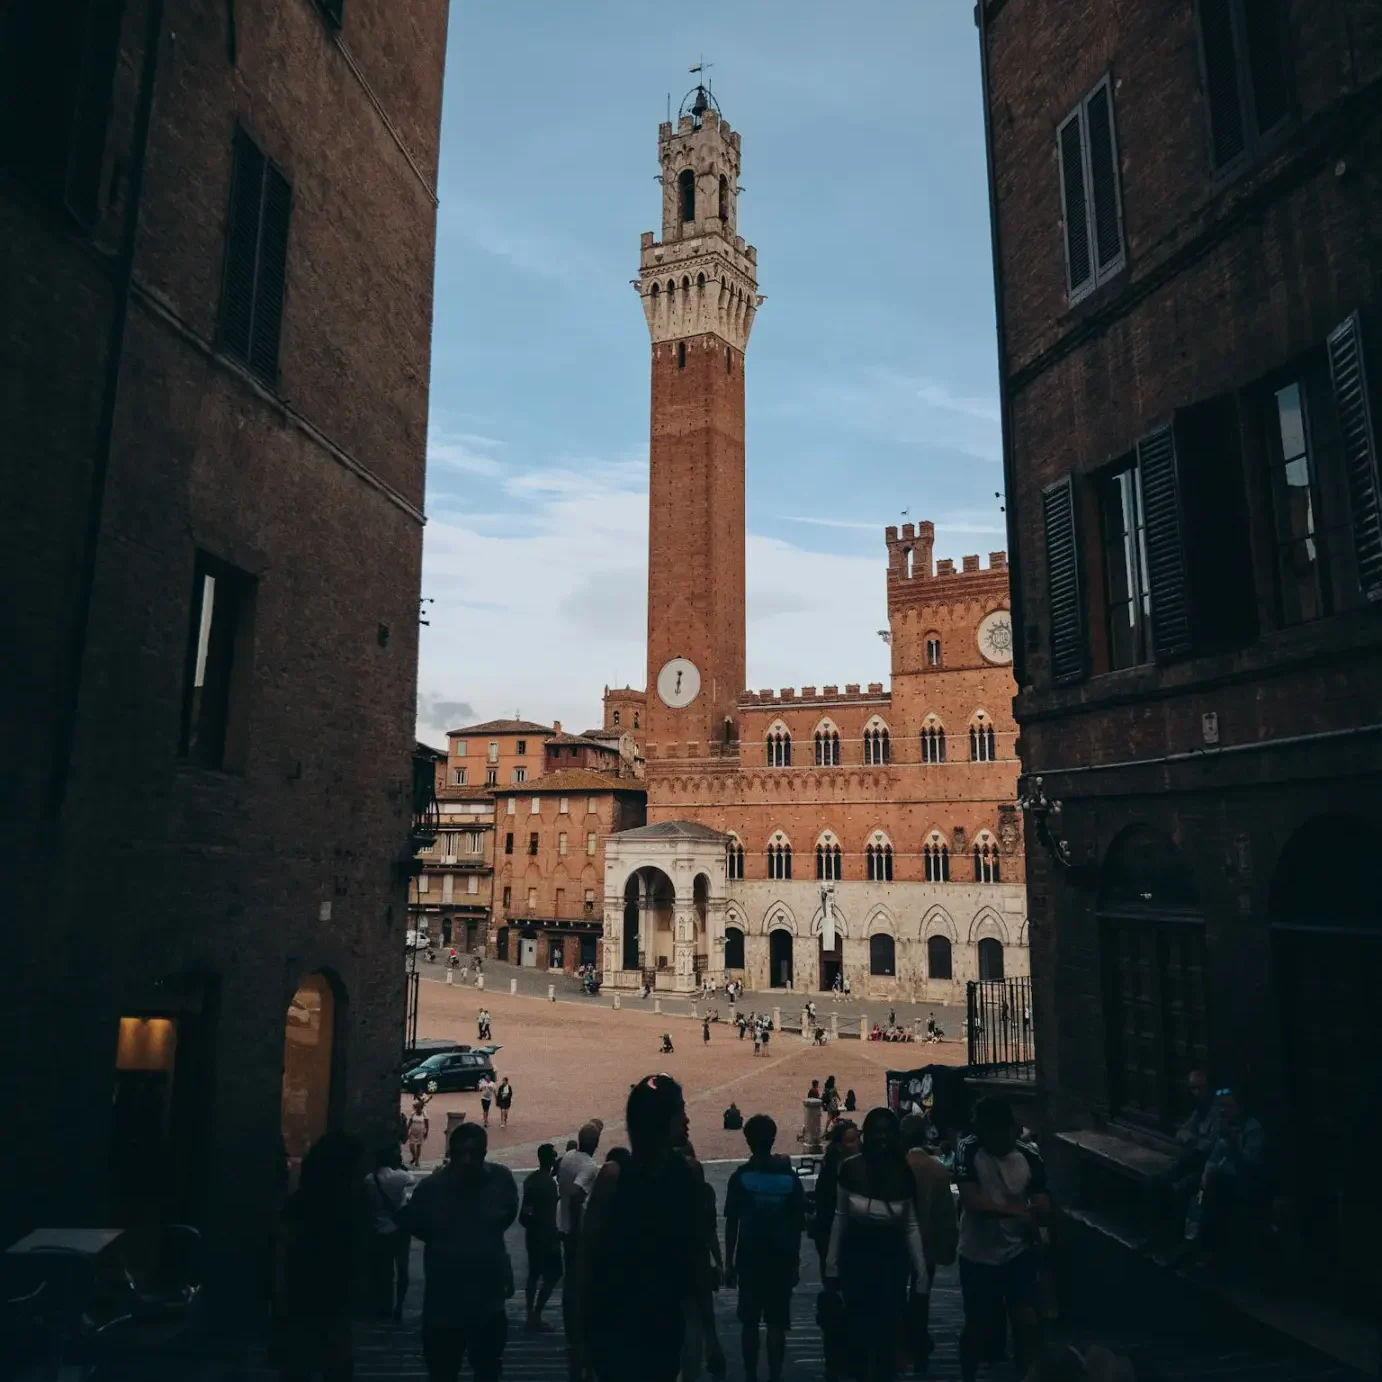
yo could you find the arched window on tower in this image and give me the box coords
[866,833,894,882]
[815,833,843,881]
[863,719,891,766]
[677,342,686,370]
[814,721,841,766]
[905,547,914,579]
[926,635,942,668]
[973,831,1001,883]
[679,168,695,222]
[924,832,951,882]
[765,723,791,768]
[969,712,997,763]
[767,834,792,880]
[921,717,947,765]
[612,711,620,726]
[633,711,640,729]
[719,173,729,220]
[726,833,745,881]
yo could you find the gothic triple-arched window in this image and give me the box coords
[767,836,792,880]
[726,834,745,881]
[814,722,841,766]
[866,835,894,882]
[973,831,1002,883]
[863,720,891,766]
[678,168,695,222]
[924,832,951,882]
[815,834,843,881]
[921,719,947,764]
[766,724,791,767]
[970,713,997,763]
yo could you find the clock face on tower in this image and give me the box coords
[656,658,701,709]
[977,610,1014,665]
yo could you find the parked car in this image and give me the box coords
[402,1049,496,1095]
[405,929,432,950]
[402,1038,469,1073]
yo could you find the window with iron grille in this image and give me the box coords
[969,719,997,763]
[863,727,891,766]
[218,127,292,384]
[815,843,843,881]
[727,839,745,880]
[1057,75,1125,303]
[767,843,792,881]
[1196,0,1291,177]
[921,724,946,764]
[766,729,791,767]
[814,729,840,765]
[924,839,950,883]
[866,844,893,882]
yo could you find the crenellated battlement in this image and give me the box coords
[739,683,891,708]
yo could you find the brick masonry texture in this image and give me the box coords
[981,0,1382,1230]
[1,0,450,1308]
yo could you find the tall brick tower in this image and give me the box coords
[637,84,760,772]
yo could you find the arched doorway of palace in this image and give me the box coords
[769,929,794,989]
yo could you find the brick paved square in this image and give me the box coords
[403,977,964,1167]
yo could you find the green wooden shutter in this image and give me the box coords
[1042,476,1085,684]
[1327,312,1382,600]
[1137,426,1193,659]
[1085,80,1124,277]
[249,163,291,383]
[1199,0,1246,170]
[1058,109,1092,298]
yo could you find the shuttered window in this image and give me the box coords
[217,127,292,385]
[1137,427,1194,661]
[1057,75,1125,303]
[1042,477,1086,683]
[1327,313,1382,601]
[1197,0,1292,175]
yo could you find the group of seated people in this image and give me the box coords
[869,1023,916,1042]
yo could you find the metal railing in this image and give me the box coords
[966,976,1035,1080]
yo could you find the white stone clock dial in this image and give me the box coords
[977,610,1014,665]
[656,657,701,708]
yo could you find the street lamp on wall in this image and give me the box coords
[1018,775,1078,870]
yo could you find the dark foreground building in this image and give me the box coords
[1,0,449,1306]
[979,0,1381,1329]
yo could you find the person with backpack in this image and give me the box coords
[582,1074,725,1382]
[901,1112,959,1372]
[520,1143,562,1332]
[364,1143,414,1321]
[724,1115,805,1382]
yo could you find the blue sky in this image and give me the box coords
[417,1,1003,741]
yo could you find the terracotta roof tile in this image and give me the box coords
[445,719,554,736]
[491,769,644,795]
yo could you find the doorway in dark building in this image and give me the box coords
[769,929,794,988]
[818,933,841,991]
[579,934,597,967]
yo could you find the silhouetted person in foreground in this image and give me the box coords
[520,1143,562,1331]
[364,1143,412,1322]
[269,1131,363,1382]
[403,1122,518,1382]
[584,1074,725,1382]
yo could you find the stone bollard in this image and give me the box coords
[773,1006,781,1033]
[831,1013,839,1040]
[613,994,621,1010]
[860,1015,869,1041]
[510,978,517,995]
[548,983,556,1002]
[445,969,453,986]
[654,997,661,1014]
[801,1008,810,1041]
[801,1097,824,1155]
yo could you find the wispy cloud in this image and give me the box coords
[427,438,505,478]
[781,516,882,531]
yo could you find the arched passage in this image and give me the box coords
[977,936,1004,981]
[621,867,675,973]
[1271,814,1379,1302]
[1099,826,1206,1127]
[280,971,342,1172]
[769,929,794,989]
[724,926,745,970]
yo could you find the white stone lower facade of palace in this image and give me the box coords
[601,821,1028,1001]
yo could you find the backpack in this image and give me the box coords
[735,1160,801,1266]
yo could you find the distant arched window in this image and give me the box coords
[926,636,942,668]
[766,725,791,767]
[869,933,896,976]
[678,168,695,222]
[767,838,792,880]
[973,832,1001,883]
[726,834,744,881]
[864,724,891,766]
[612,711,620,726]
[697,271,706,287]
[667,279,676,294]
[970,713,997,763]
[921,720,947,764]
[905,547,914,578]
[814,723,841,766]
[633,711,639,729]
[924,833,950,882]
[677,341,686,370]
[718,173,729,220]
[927,935,953,980]
[650,282,660,298]
[978,937,1005,980]
[815,835,843,881]
[866,838,894,882]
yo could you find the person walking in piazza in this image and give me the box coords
[703,1018,711,1046]
[404,1097,430,1169]
[477,1072,497,1128]
[496,1076,514,1128]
